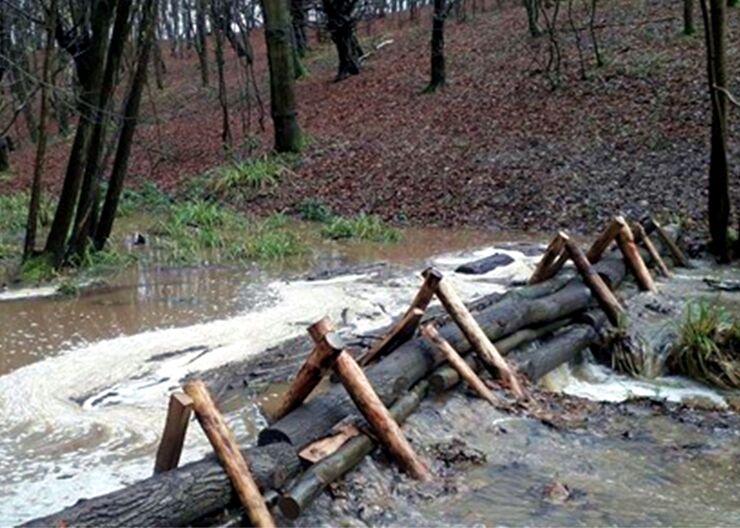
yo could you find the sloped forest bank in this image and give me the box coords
[3,0,738,240]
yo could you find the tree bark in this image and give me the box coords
[684,0,695,34]
[262,0,302,152]
[195,0,210,86]
[426,0,446,91]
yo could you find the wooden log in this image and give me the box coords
[154,392,193,474]
[332,351,431,480]
[615,223,657,292]
[428,319,572,392]
[564,236,625,326]
[633,222,671,278]
[271,318,342,421]
[428,271,525,399]
[184,380,276,528]
[586,217,625,263]
[509,324,600,381]
[455,252,514,274]
[298,424,360,464]
[22,442,300,528]
[529,232,568,284]
[420,323,497,405]
[259,257,627,450]
[649,217,690,267]
[279,381,430,520]
[358,268,442,366]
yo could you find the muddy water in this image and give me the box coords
[2,226,739,526]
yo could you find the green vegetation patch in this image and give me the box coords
[117,181,173,216]
[668,300,740,389]
[297,197,334,223]
[210,154,298,194]
[321,213,400,243]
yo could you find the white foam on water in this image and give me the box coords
[0,247,535,524]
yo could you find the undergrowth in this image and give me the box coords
[668,300,740,389]
[321,213,400,242]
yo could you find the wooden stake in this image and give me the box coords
[616,222,657,292]
[564,235,625,325]
[271,318,343,420]
[425,270,525,399]
[184,380,275,528]
[420,323,497,405]
[649,217,690,267]
[307,330,431,481]
[529,232,568,284]
[633,222,671,277]
[154,392,193,474]
[586,217,625,263]
[359,268,442,366]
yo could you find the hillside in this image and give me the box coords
[4,0,739,238]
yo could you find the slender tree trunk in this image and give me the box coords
[211,2,232,148]
[195,0,210,86]
[95,0,158,251]
[425,0,446,92]
[291,0,308,56]
[262,0,302,152]
[684,0,695,34]
[700,0,730,261]
[524,0,541,37]
[24,4,56,259]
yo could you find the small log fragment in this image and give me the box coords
[184,380,275,528]
[420,323,496,405]
[615,222,657,292]
[359,269,442,366]
[298,424,360,464]
[586,217,625,263]
[529,232,569,284]
[649,217,690,267]
[564,236,625,325]
[154,392,193,474]
[426,270,525,399]
[632,222,671,278]
[271,318,343,420]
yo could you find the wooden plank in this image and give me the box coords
[184,380,276,528]
[428,270,526,399]
[154,392,193,474]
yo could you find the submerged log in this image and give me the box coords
[22,442,300,528]
[259,257,627,450]
[185,380,275,528]
[279,381,430,520]
[455,252,515,274]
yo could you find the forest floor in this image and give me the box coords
[3,0,739,242]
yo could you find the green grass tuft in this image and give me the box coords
[117,181,172,217]
[297,198,334,223]
[321,213,400,243]
[20,254,56,284]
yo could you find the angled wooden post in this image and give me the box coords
[586,216,625,263]
[649,217,690,267]
[421,323,497,405]
[633,222,671,277]
[615,222,657,292]
[154,392,193,474]
[184,380,275,528]
[271,317,343,420]
[425,269,525,400]
[307,327,431,481]
[563,235,625,325]
[358,268,442,366]
[529,232,569,284]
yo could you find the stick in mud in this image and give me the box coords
[153,392,193,474]
[529,232,568,284]
[359,268,442,366]
[648,217,690,267]
[426,268,526,399]
[271,317,342,421]
[421,323,497,405]
[564,235,625,326]
[184,380,276,528]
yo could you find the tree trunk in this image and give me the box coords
[684,0,695,34]
[195,0,209,86]
[211,2,233,148]
[24,4,56,259]
[94,0,157,250]
[262,0,302,152]
[324,0,362,80]
[524,0,541,37]
[291,0,308,55]
[426,0,446,92]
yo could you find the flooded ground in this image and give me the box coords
[1,225,739,526]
